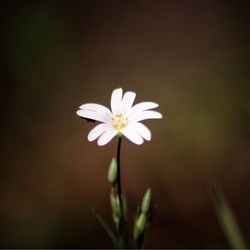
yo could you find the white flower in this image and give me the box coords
[76,88,162,146]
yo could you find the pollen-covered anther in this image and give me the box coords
[112,114,128,131]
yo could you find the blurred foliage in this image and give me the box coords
[211,184,247,249]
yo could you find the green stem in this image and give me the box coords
[116,137,127,248]
[117,137,122,201]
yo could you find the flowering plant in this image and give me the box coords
[77,88,162,248]
[77,88,162,145]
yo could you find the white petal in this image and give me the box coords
[87,124,109,141]
[79,103,112,117]
[97,128,117,146]
[127,102,159,117]
[111,88,123,114]
[121,91,136,115]
[76,110,108,123]
[121,127,144,145]
[128,122,151,141]
[130,110,162,122]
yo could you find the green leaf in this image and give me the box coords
[210,184,248,249]
[91,208,119,248]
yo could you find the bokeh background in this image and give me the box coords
[1,0,250,248]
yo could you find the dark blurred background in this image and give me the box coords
[1,0,250,248]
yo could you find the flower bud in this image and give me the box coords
[107,158,117,184]
[133,222,140,240]
[136,213,147,234]
[110,193,120,216]
[112,212,120,229]
[141,188,152,214]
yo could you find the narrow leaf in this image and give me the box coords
[210,184,248,249]
[91,208,119,248]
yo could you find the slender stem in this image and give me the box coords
[116,136,127,248]
[117,137,122,201]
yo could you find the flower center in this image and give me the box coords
[111,113,128,131]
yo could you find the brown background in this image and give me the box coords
[1,0,250,248]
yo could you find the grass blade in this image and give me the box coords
[91,208,119,248]
[210,184,247,249]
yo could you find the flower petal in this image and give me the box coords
[76,110,108,123]
[111,88,123,114]
[79,103,112,117]
[127,102,159,118]
[128,122,151,141]
[87,123,109,141]
[130,110,162,122]
[121,127,144,145]
[97,128,117,146]
[121,91,136,115]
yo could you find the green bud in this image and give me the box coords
[112,212,120,229]
[133,222,140,240]
[136,213,147,234]
[141,188,152,214]
[107,158,117,184]
[133,211,139,240]
[110,193,120,216]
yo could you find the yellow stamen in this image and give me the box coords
[111,114,128,131]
